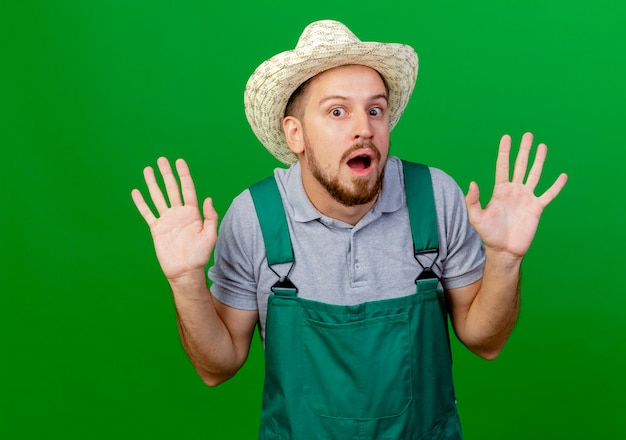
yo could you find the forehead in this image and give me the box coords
[307,64,388,97]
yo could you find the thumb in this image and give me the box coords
[465,181,482,224]
[202,197,219,233]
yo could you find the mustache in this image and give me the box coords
[340,140,382,162]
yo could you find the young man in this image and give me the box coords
[132,20,567,439]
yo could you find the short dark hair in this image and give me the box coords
[284,77,314,120]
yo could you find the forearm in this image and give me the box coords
[460,249,521,359]
[168,271,245,386]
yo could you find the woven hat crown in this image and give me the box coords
[244,20,418,165]
[295,20,360,48]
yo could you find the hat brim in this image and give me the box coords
[245,41,418,165]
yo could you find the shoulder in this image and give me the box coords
[425,166,467,212]
[225,166,292,222]
[215,189,262,262]
[392,157,464,199]
[428,166,463,193]
[418,165,468,227]
[222,188,256,226]
[218,165,296,248]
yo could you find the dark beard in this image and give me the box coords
[306,138,384,207]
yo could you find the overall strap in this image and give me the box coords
[249,176,294,266]
[249,176,297,295]
[250,162,439,289]
[401,160,440,280]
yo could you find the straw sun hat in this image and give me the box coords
[244,20,419,165]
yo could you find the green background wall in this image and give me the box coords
[1,0,624,438]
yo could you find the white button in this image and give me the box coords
[355,263,361,270]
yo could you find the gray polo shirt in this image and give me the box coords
[209,156,485,342]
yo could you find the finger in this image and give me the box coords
[157,157,183,207]
[202,198,219,250]
[143,165,169,214]
[465,181,482,225]
[538,173,568,208]
[176,158,199,207]
[525,143,547,191]
[202,197,219,230]
[512,132,533,184]
[495,134,512,185]
[131,188,157,226]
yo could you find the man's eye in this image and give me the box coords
[331,108,345,117]
[369,107,382,116]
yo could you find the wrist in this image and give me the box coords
[167,270,210,295]
[484,247,523,272]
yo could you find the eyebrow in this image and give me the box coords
[318,93,389,106]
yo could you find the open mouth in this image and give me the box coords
[347,155,372,170]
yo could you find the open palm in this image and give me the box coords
[131,157,218,281]
[465,133,568,258]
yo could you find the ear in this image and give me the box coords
[283,116,304,155]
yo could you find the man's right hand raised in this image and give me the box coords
[131,157,218,282]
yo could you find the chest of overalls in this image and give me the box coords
[249,161,462,439]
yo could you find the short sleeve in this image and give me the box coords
[430,168,485,289]
[208,190,262,311]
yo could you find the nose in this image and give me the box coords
[352,110,373,140]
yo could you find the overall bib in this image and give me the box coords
[249,161,462,439]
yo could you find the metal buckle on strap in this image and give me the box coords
[271,276,298,294]
[416,267,439,282]
[414,249,440,283]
